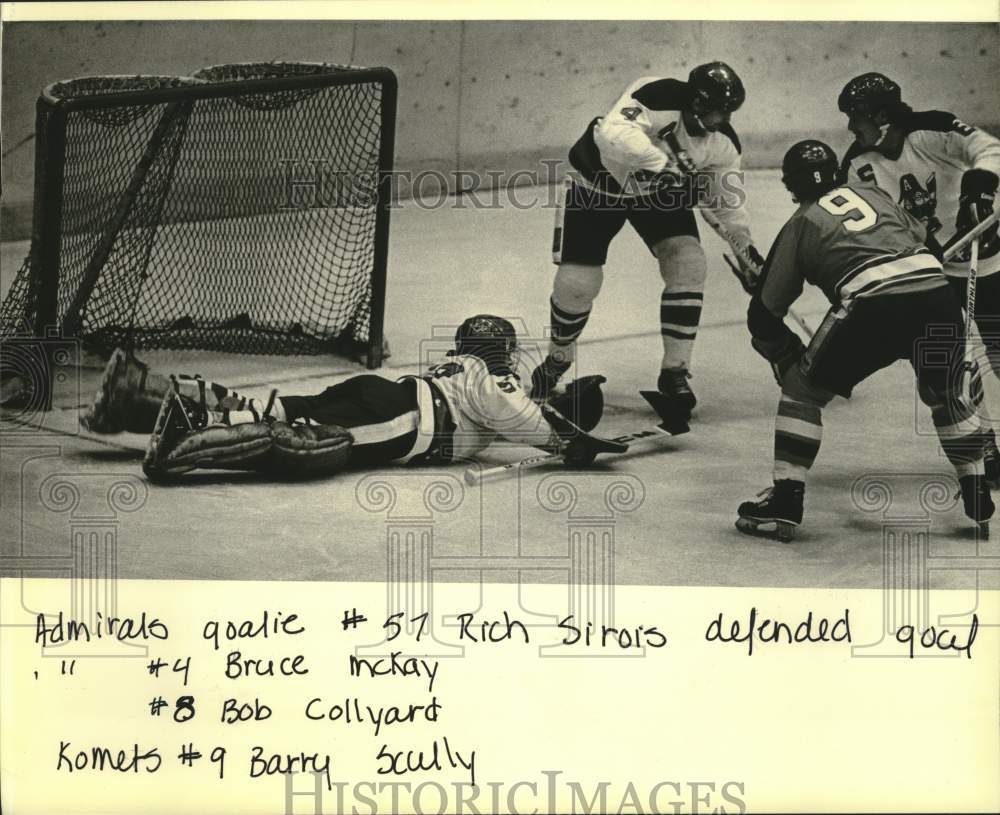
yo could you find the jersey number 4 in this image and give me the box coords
[818,188,878,232]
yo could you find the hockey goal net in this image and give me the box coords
[1,62,396,407]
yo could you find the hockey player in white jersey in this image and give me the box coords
[79,315,627,480]
[837,72,1000,483]
[531,61,765,426]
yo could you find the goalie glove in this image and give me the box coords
[547,375,606,431]
[953,169,999,261]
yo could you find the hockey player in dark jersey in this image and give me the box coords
[530,61,764,426]
[78,315,627,480]
[737,140,993,541]
[837,72,1000,485]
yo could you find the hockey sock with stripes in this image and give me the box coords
[772,396,823,482]
[218,389,286,425]
[660,288,702,370]
[932,397,986,478]
[548,297,591,364]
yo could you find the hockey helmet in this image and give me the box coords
[453,314,519,374]
[688,62,746,113]
[837,72,903,117]
[781,140,839,200]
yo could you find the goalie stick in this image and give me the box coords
[464,422,686,485]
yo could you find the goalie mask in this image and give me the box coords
[781,140,839,202]
[452,314,519,375]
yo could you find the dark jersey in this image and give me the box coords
[761,182,946,318]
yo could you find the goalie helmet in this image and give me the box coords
[837,72,903,117]
[688,62,745,113]
[453,314,519,375]
[781,140,839,201]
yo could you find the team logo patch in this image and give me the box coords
[898,172,941,235]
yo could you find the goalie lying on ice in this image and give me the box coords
[79,315,626,481]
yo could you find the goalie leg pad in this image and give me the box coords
[156,423,275,475]
[81,348,175,434]
[270,423,354,478]
[144,412,353,482]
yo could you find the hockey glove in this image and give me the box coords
[953,169,999,261]
[751,332,806,387]
[724,253,762,296]
[738,244,765,277]
[747,296,805,386]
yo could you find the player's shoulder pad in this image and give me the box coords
[717,122,742,154]
[631,77,691,111]
[901,109,970,136]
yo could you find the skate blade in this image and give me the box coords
[735,517,796,543]
[639,391,691,435]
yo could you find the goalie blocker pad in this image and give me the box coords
[143,389,353,481]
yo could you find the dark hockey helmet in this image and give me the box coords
[688,61,746,113]
[837,72,902,117]
[781,140,839,200]
[453,314,519,374]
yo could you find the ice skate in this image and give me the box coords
[958,474,994,537]
[80,348,179,434]
[735,479,805,542]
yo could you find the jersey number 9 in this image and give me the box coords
[818,188,878,232]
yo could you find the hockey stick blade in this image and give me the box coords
[464,422,685,485]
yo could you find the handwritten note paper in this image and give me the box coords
[2,578,997,814]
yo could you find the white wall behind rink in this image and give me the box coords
[2,20,997,239]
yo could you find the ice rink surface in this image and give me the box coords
[3,170,998,588]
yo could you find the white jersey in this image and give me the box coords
[841,111,1000,278]
[418,355,549,459]
[587,75,751,247]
